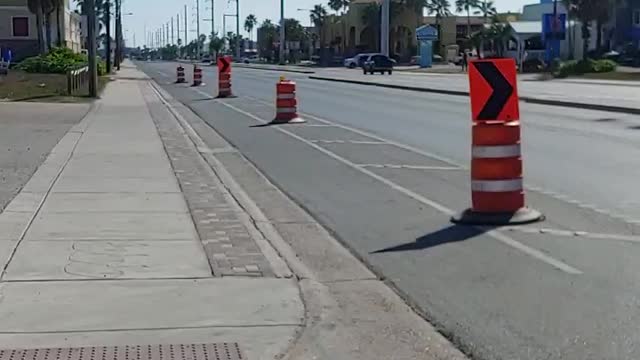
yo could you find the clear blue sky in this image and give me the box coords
[123,0,532,48]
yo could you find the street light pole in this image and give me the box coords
[105,0,111,73]
[115,0,121,70]
[86,0,98,97]
[236,0,240,59]
[196,0,201,59]
[211,0,216,39]
[279,0,285,64]
[381,0,390,56]
[184,5,188,45]
[171,17,174,45]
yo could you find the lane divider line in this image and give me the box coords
[357,164,463,171]
[214,99,583,275]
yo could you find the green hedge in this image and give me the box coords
[555,59,617,78]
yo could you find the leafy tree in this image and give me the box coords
[209,33,225,56]
[455,0,480,40]
[244,14,258,41]
[257,19,277,62]
[328,0,349,53]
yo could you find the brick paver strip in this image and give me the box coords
[148,88,274,277]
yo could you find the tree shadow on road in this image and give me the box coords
[371,224,493,254]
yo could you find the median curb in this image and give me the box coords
[235,64,316,74]
[308,75,640,115]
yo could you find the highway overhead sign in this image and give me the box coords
[217,56,231,74]
[469,58,519,122]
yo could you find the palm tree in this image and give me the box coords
[455,0,480,40]
[328,0,349,54]
[244,14,258,41]
[426,0,452,56]
[27,0,46,54]
[360,3,380,51]
[310,4,329,49]
[209,32,224,57]
[474,0,496,24]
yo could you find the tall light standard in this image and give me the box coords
[279,0,285,64]
[381,0,390,56]
[86,0,98,97]
[235,0,240,60]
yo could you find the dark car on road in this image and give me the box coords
[362,54,395,75]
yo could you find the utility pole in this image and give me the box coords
[236,0,240,59]
[279,0,285,64]
[115,0,121,70]
[105,0,111,73]
[86,0,98,97]
[195,0,201,59]
[381,0,390,56]
[184,5,188,45]
[210,0,215,39]
[171,17,174,45]
[177,13,181,43]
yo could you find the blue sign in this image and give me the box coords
[0,48,12,63]
[416,25,438,41]
[542,13,566,41]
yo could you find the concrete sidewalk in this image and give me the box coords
[0,64,302,359]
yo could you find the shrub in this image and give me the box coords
[554,58,617,78]
[17,47,87,74]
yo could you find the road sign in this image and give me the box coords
[469,58,519,122]
[416,25,438,41]
[542,13,566,41]
[217,56,231,74]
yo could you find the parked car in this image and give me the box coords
[362,54,395,75]
[344,53,373,68]
[202,55,212,63]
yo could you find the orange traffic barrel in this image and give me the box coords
[192,65,203,87]
[217,72,232,98]
[176,65,185,83]
[271,78,305,124]
[452,120,542,225]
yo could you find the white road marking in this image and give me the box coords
[215,100,583,275]
[194,88,215,99]
[244,95,464,168]
[157,70,169,77]
[503,226,640,244]
[359,164,462,171]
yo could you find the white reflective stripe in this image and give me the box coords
[471,179,523,192]
[277,107,297,113]
[277,93,296,99]
[472,144,521,158]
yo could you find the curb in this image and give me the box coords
[235,64,316,74]
[309,75,640,115]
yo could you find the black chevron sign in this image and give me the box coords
[474,61,514,121]
[218,57,230,74]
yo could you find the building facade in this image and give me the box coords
[0,0,83,61]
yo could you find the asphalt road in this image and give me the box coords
[0,102,90,212]
[140,61,640,360]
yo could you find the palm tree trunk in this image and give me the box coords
[35,6,46,54]
[45,14,52,50]
[467,9,471,43]
[596,20,602,53]
[56,5,62,47]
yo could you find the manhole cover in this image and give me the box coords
[0,344,245,360]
